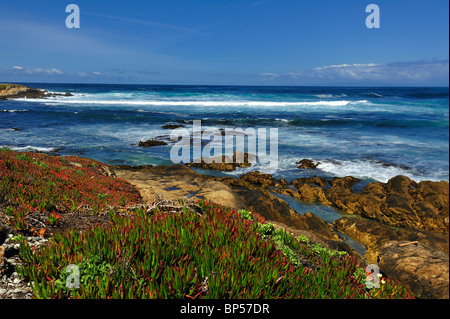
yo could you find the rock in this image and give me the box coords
[296,159,320,169]
[138,139,168,147]
[329,176,361,189]
[0,83,46,99]
[186,152,256,171]
[297,184,332,206]
[186,155,237,171]
[376,240,449,299]
[292,176,328,188]
[0,224,10,246]
[334,216,449,298]
[0,83,72,100]
[239,171,274,188]
[289,174,449,233]
[276,178,288,188]
[162,124,184,130]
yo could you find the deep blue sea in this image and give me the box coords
[1,84,448,184]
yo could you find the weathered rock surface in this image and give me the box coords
[290,175,449,233]
[239,171,274,188]
[377,240,449,299]
[334,217,449,299]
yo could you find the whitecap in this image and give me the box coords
[2,145,58,153]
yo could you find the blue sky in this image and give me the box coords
[0,0,448,86]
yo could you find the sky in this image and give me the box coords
[0,0,448,86]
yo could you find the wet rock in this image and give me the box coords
[296,159,320,169]
[162,124,184,130]
[138,139,168,147]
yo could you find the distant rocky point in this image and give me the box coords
[0,83,72,100]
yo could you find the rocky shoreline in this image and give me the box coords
[0,150,448,299]
[0,83,72,100]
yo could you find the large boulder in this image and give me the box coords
[376,240,449,299]
[334,216,449,299]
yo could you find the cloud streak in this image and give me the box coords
[2,66,64,76]
[259,60,449,85]
[84,12,209,37]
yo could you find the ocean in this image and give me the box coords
[1,84,448,186]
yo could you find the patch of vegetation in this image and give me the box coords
[0,149,142,233]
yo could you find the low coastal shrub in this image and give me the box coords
[18,201,414,299]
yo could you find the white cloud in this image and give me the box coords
[7,66,64,76]
[92,72,102,75]
[259,72,280,80]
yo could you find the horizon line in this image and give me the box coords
[3,81,449,89]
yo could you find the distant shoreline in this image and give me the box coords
[0,83,72,100]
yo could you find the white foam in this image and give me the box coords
[24,99,364,108]
[3,145,57,153]
[0,109,29,113]
[316,159,446,183]
[314,94,348,99]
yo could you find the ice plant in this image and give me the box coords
[0,149,142,232]
[17,200,414,299]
